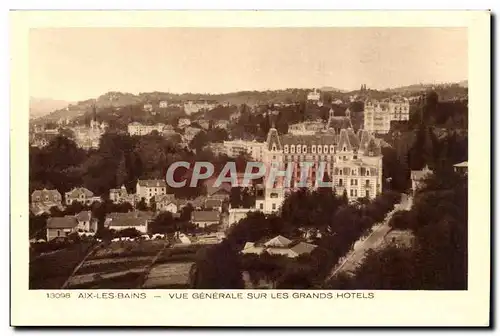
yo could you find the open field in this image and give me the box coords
[141,243,208,289]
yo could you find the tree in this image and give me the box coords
[180,203,194,222]
[230,187,242,208]
[116,227,142,238]
[189,131,209,152]
[190,241,244,289]
[115,153,128,188]
[136,198,148,211]
[388,210,414,231]
[149,211,175,234]
[149,196,157,212]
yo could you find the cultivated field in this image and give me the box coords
[30,235,219,289]
[66,239,168,289]
[29,241,94,289]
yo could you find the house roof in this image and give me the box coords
[105,211,154,227]
[264,235,292,248]
[47,216,78,229]
[137,179,167,188]
[65,187,94,198]
[75,211,92,222]
[31,189,61,199]
[281,133,337,146]
[290,242,317,255]
[454,161,468,168]
[205,198,223,209]
[192,211,220,222]
[154,194,176,204]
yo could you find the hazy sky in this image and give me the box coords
[30,27,467,102]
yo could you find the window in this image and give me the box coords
[291,145,295,153]
[343,146,346,151]
[324,145,328,154]
[272,203,276,210]
[339,179,343,186]
[270,193,278,198]
[365,190,370,198]
[339,169,342,175]
[366,170,370,176]
[353,154,357,159]
[312,145,316,154]
[297,145,301,154]
[354,190,358,197]
[303,145,307,153]
[366,179,370,187]
[350,189,354,197]
[57,230,61,237]
[259,203,264,210]
[272,144,277,151]
[284,145,289,153]
[318,146,322,154]
[330,145,335,153]
[351,179,354,186]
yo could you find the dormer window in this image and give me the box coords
[291,145,295,154]
[323,145,328,153]
[302,145,307,153]
[297,145,301,154]
[318,146,322,154]
[284,145,289,153]
[312,145,316,154]
[272,144,277,151]
[343,146,347,152]
[330,145,335,153]
[366,170,370,176]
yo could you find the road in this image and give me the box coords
[325,193,412,281]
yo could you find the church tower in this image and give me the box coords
[90,102,98,130]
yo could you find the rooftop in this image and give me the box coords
[192,211,220,222]
[47,216,78,229]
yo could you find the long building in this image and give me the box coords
[127,122,168,136]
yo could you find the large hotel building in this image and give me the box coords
[364,97,410,134]
[244,109,384,214]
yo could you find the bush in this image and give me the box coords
[388,210,414,231]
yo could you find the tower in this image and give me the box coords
[90,102,98,130]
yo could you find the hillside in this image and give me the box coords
[29,98,72,119]
[32,81,468,124]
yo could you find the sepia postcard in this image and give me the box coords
[10,10,491,327]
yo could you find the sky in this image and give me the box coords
[29,27,468,102]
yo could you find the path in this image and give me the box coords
[61,243,100,289]
[138,240,171,289]
[325,194,413,281]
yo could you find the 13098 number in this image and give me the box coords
[46,292,71,299]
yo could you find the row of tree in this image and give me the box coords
[328,166,467,289]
